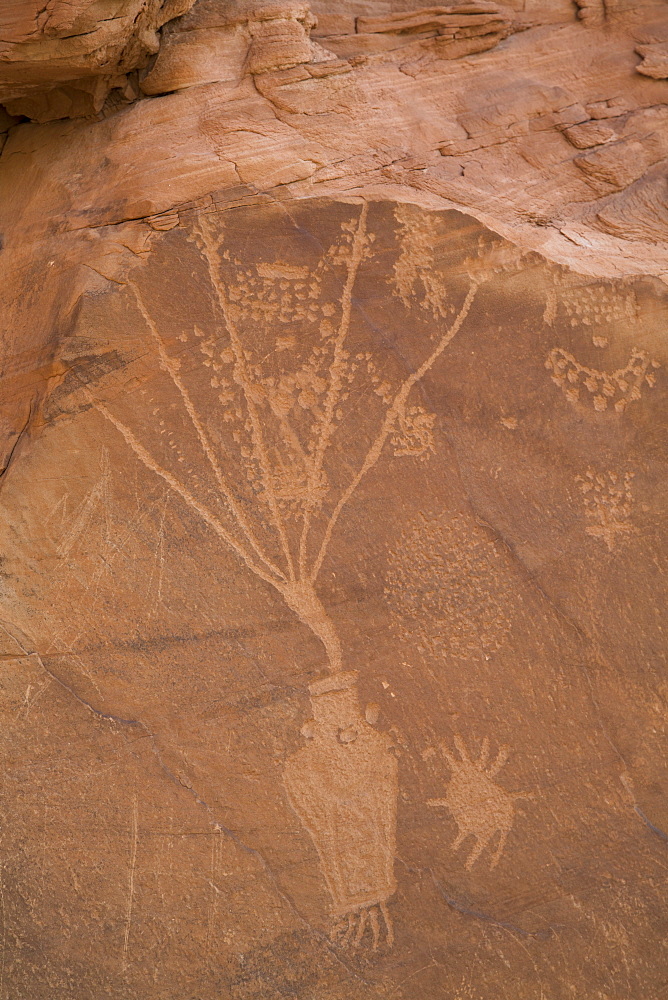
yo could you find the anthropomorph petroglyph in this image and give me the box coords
[427,735,521,871]
[89,201,481,945]
[284,672,397,949]
[576,468,635,551]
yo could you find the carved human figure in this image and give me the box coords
[86,202,482,945]
[284,671,397,949]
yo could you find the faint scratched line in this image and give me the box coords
[122,794,139,971]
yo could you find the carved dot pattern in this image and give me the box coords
[545,346,659,412]
[385,513,513,660]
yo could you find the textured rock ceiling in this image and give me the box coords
[0,3,667,998]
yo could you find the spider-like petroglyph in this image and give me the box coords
[427,735,522,871]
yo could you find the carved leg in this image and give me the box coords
[490,827,509,869]
[340,913,355,948]
[380,901,394,948]
[464,833,489,870]
[369,905,380,950]
[451,826,467,852]
[353,908,368,948]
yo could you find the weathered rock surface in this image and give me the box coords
[1,2,667,998]
[0,0,197,121]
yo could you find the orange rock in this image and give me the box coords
[1,2,667,997]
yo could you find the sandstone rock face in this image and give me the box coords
[0,0,197,121]
[1,3,667,999]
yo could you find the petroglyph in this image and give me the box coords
[88,202,481,941]
[427,735,520,871]
[284,672,397,949]
[385,513,513,660]
[46,447,170,635]
[543,287,558,326]
[206,827,225,957]
[561,285,638,328]
[545,346,659,412]
[393,204,452,318]
[544,280,638,330]
[576,468,635,551]
[95,203,478,673]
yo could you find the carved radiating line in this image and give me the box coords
[92,207,479,678]
[299,202,370,577]
[206,828,223,956]
[311,281,478,583]
[196,220,297,583]
[95,401,284,589]
[267,396,314,474]
[129,282,287,584]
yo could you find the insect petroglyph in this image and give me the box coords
[88,201,483,946]
[427,736,521,871]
